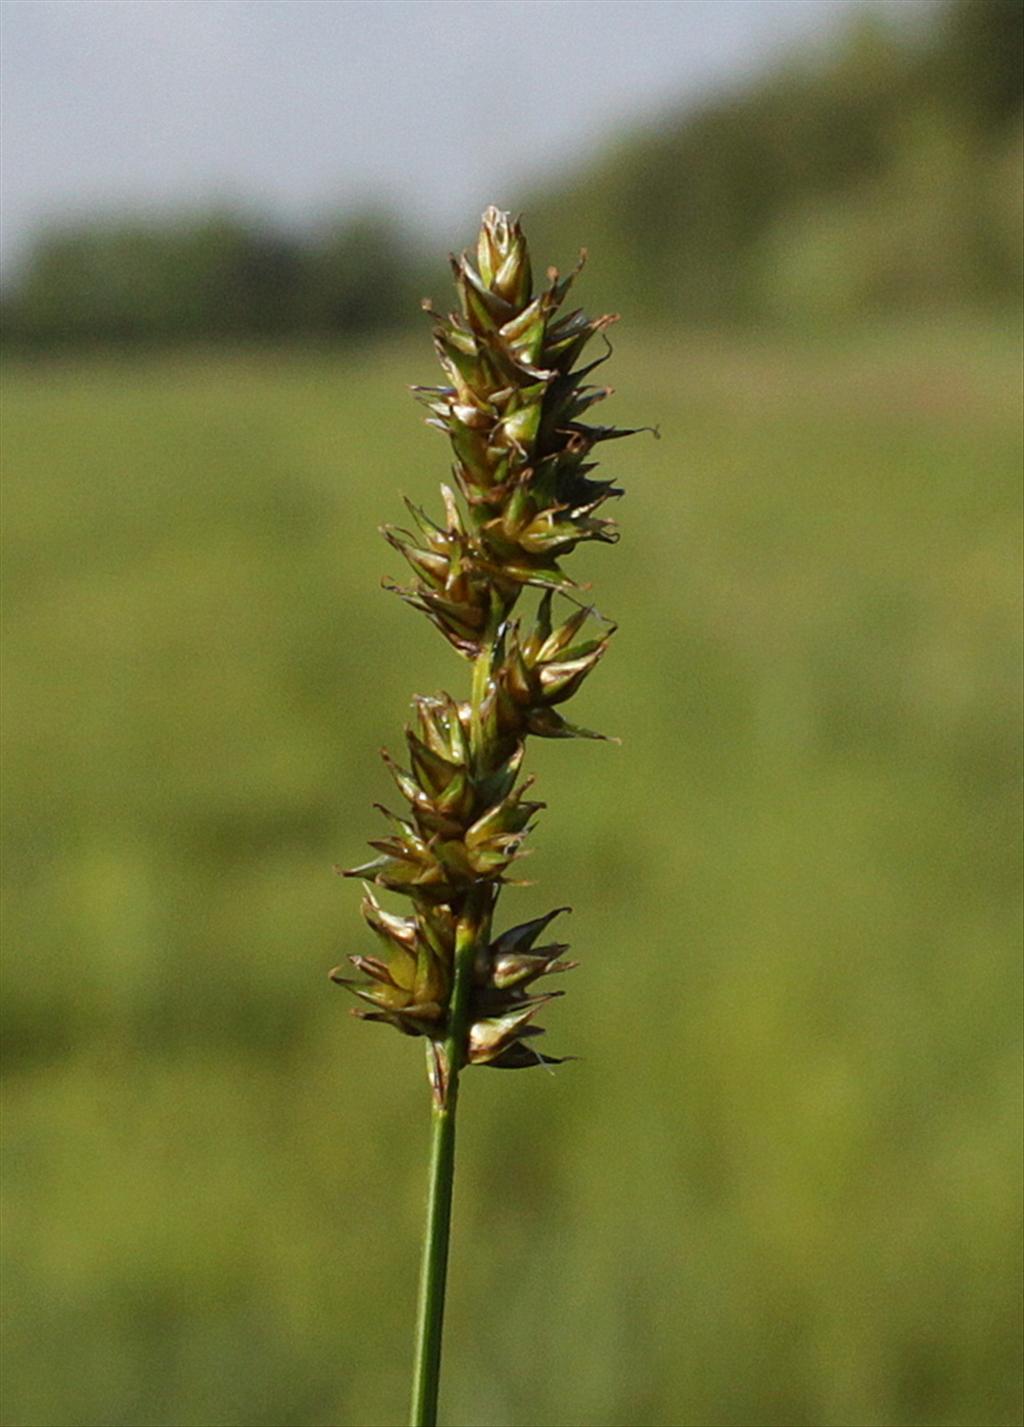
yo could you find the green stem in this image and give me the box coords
[410,630,497,1427]
[410,1113,452,1426]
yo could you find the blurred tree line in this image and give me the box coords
[2,0,1020,348]
[522,0,1023,324]
[0,212,421,347]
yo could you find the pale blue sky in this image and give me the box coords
[1,0,921,269]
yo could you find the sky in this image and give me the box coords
[1,0,915,270]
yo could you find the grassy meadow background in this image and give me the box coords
[3,312,1022,1426]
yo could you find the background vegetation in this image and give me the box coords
[2,3,1021,1426]
[2,0,1021,346]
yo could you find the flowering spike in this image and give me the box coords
[336,208,634,1085]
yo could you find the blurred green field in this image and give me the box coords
[2,320,1022,1427]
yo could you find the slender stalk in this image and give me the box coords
[410,636,496,1427]
[408,1031,459,1427]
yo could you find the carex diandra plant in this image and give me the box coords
[331,208,636,1427]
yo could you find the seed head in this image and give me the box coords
[335,210,633,1077]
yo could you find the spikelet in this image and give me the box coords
[333,208,632,1094]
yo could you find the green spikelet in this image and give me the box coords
[334,207,632,1096]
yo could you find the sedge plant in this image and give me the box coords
[331,208,635,1427]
